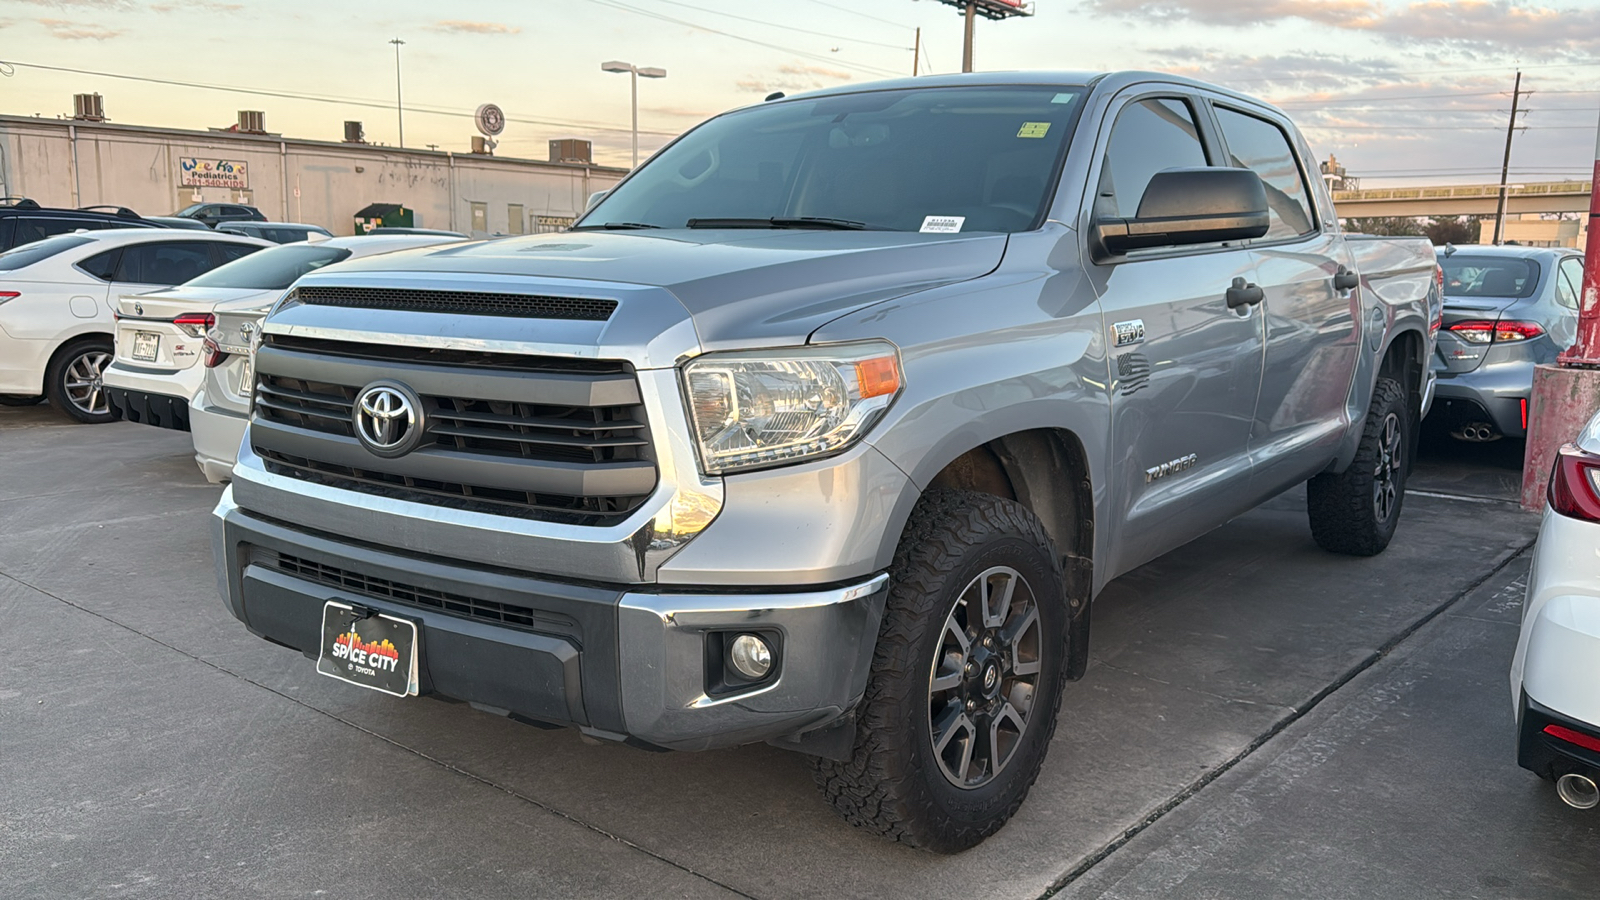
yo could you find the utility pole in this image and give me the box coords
[1493,69,1525,245]
[912,27,921,76]
[390,38,405,149]
[962,3,976,72]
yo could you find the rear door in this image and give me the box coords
[1208,103,1360,486]
[1082,90,1266,575]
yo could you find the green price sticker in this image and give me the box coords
[1017,122,1051,138]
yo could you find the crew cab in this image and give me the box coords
[210,72,1440,851]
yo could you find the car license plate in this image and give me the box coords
[316,601,419,698]
[132,331,160,363]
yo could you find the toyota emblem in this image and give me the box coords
[353,381,424,457]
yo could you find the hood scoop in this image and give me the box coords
[294,285,617,321]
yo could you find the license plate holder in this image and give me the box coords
[316,601,419,698]
[132,331,160,363]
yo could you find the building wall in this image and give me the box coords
[0,117,625,237]
[1477,216,1588,249]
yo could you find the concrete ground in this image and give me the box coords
[1,402,1594,899]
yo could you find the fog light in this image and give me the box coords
[728,634,772,679]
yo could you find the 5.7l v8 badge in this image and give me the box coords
[1113,319,1145,347]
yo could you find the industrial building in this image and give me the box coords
[0,98,628,237]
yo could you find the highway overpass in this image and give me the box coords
[1332,180,1592,217]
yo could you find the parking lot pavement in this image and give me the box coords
[0,403,1566,899]
[1057,556,1600,900]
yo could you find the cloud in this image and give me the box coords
[38,17,122,39]
[736,62,853,95]
[428,19,521,35]
[150,0,243,10]
[10,0,134,8]
[1148,46,1402,91]
[1087,0,1600,52]
[642,105,717,121]
[1090,0,1379,25]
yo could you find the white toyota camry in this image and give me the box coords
[0,228,270,422]
[179,233,467,482]
[1512,406,1600,810]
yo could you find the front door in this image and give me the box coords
[1082,92,1266,577]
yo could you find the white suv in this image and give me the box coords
[0,229,270,422]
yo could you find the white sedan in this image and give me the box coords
[0,228,270,422]
[180,234,467,481]
[1511,406,1600,810]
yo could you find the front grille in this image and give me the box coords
[295,285,616,321]
[249,338,657,525]
[273,552,579,635]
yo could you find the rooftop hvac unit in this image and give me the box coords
[343,121,365,143]
[237,110,266,133]
[549,139,592,164]
[72,93,105,122]
[471,136,493,155]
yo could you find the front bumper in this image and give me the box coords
[212,490,889,751]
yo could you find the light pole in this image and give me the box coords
[390,37,405,148]
[601,60,666,168]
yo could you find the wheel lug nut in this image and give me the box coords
[964,662,976,675]
[965,699,976,711]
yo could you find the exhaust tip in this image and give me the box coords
[1556,773,1599,809]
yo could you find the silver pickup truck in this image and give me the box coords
[211,71,1440,852]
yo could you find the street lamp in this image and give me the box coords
[601,60,666,168]
[390,37,405,148]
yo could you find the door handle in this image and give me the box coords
[1333,265,1360,291]
[1227,276,1264,309]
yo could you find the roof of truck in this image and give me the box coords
[778,70,1279,113]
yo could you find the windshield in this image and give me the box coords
[184,244,353,290]
[0,234,94,271]
[1442,256,1540,299]
[581,85,1085,234]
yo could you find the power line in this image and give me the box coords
[638,0,911,49]
[0,59,683,137]
[803,0,916,30]
[583,0,903,78]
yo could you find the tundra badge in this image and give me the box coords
[1145,453,1198,483]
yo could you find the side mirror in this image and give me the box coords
[585,190,609,212]
[1093,167,1269,258]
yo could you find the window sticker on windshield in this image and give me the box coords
[1051,93,1075,104]
[1017,122,1051,138]
[920,216,965,234]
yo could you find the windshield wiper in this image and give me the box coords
[686,216,873,231]
[571,221,662,230]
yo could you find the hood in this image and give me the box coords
[117,285,281,319]
[321,229,1008,348]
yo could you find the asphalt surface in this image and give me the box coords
[2,403,1594,899]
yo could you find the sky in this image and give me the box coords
[0,0,1597,185]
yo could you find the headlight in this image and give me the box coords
[681,341,903,475]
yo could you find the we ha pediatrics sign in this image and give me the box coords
[178,157,249,190]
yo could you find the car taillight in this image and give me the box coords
[174,313,216,338]
[202,335,227,368]
[1548,443,1600,521]
[1435,265,1444,293]
[0,291,18,306]
[1446,319,1544,344]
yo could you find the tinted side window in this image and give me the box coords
[12,216,89,247]
[217,243,259,263]
[115,241,219,285]
[1557,258,1584,310]
[1214,107,1315,240]
[78,248,122,281]
[1099,98,1209,219]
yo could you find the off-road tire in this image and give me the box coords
[0,394,44,406]
[814,490,1069,853]
[1307,376,1410,556]
[45,337,119,424]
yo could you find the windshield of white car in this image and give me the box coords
[184,244,354,290]
[1442,256,1540,299]
[0,234,96,271]
[579,85,1085,234]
